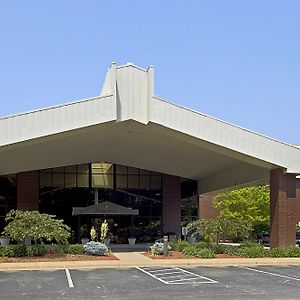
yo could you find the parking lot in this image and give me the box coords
[1,265,300,299]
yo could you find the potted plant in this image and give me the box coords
[0,236,10,246]
[128,237,136,245]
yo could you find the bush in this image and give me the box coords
[182,245,215,258]
[212,244,226,254]
[238,245,267,258]
[26,245,45,257]
[194,241,211,249]
[0,245,26,257]
[68,244,84,255]
[3,210,71,244]
[239,241,263,248]
[49,244,70,254]
[150,242,171,256]
[268,247,300,258]
[170,240,190,252]
[83,241,108,256]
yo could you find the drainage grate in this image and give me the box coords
[136,267,219,285]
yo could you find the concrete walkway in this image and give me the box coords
[2,252,300,271]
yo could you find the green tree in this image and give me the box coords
[2,210,71,244]
[213,185,270,235]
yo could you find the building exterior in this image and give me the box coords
[0,62,300,247]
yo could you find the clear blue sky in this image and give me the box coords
[0,1,299,143]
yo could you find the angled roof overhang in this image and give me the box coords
[72,201,139,216]
[1,62,300,193]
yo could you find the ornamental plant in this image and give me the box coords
[100,220,108,243]
[83,241,108,256]
[90,226,97,241]
[2,210,71,244]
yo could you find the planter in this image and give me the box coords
[81,238,89,245]
[128,237,136,246]
[104,238,110,246]
[0,236,10,246]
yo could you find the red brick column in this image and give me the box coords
[199,195,219,220]
[17,171,39,211]
[270,169,297,248]
[296,179,300,223]
[162,174,181,237]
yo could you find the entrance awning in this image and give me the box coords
[72,201,139,216]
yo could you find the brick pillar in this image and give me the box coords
[17,171,39,211]
[162,174,181,237]
[296,179,300,223]
[199,195,219,220]
[270,169,297,248]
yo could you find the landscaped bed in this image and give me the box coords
[145,240,300,259]
[0,252,118,263]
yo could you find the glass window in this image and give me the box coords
[92,163,113,174]
[77,174,89,187]
[140,175,150,190]
[92,174,113,188]
[116,165,127,175]
[116,175,127,189]
[151,175,161,190]
[140,169,150,175]
[40,168,51,174]
[128,175,139,189]
[77,164,89,174]
[128,167,139,175]
[65,173,76,187]
[52,173,64,187]
[65,165,77,173]
[39,173,52,187]
[52,167,65,173]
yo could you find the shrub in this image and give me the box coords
[268,247,300,258]
[0,245,26,257]
[182,245,215,258]
[26,245,45,257]
[150,242,171,256]
[170,240,190,252]
[212,244,226,254]
[68,244,84,255]
[3,210,71,244]
[239,241,263,248]
[50,244,70,254]
[194,241,210,249]
[83,241,108,256]
[238,245,267,258]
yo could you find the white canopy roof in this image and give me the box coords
[1,62,299,193]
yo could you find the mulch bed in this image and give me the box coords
[143,251,242,259]
[0,253,118,263]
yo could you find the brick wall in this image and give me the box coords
[270,169,297,248]
[17,171,39,211]
[199,195,219,220]
[162,174,181,237]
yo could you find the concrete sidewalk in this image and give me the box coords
[2,252,300,271]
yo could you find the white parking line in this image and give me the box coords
[65,269,74,288]
[136,267,218,285]
[237,266,300,282]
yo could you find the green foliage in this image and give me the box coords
[90,226,97,241]
[214,186,270,227]
[150,242,171,256]
[100,220,108,243]
[0,245,26,257]
[26,245,45,257]
[194,241,211,249]
[83,241,108,256]
[3,210,71,244]
[182,245,215,258]
[268,247,300,258]
[68,244,84,255]
[187,216,252,243]
[212,244,226,254]
[170,240,190,252]
[224,242,266,258]
[49,244,70,254]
